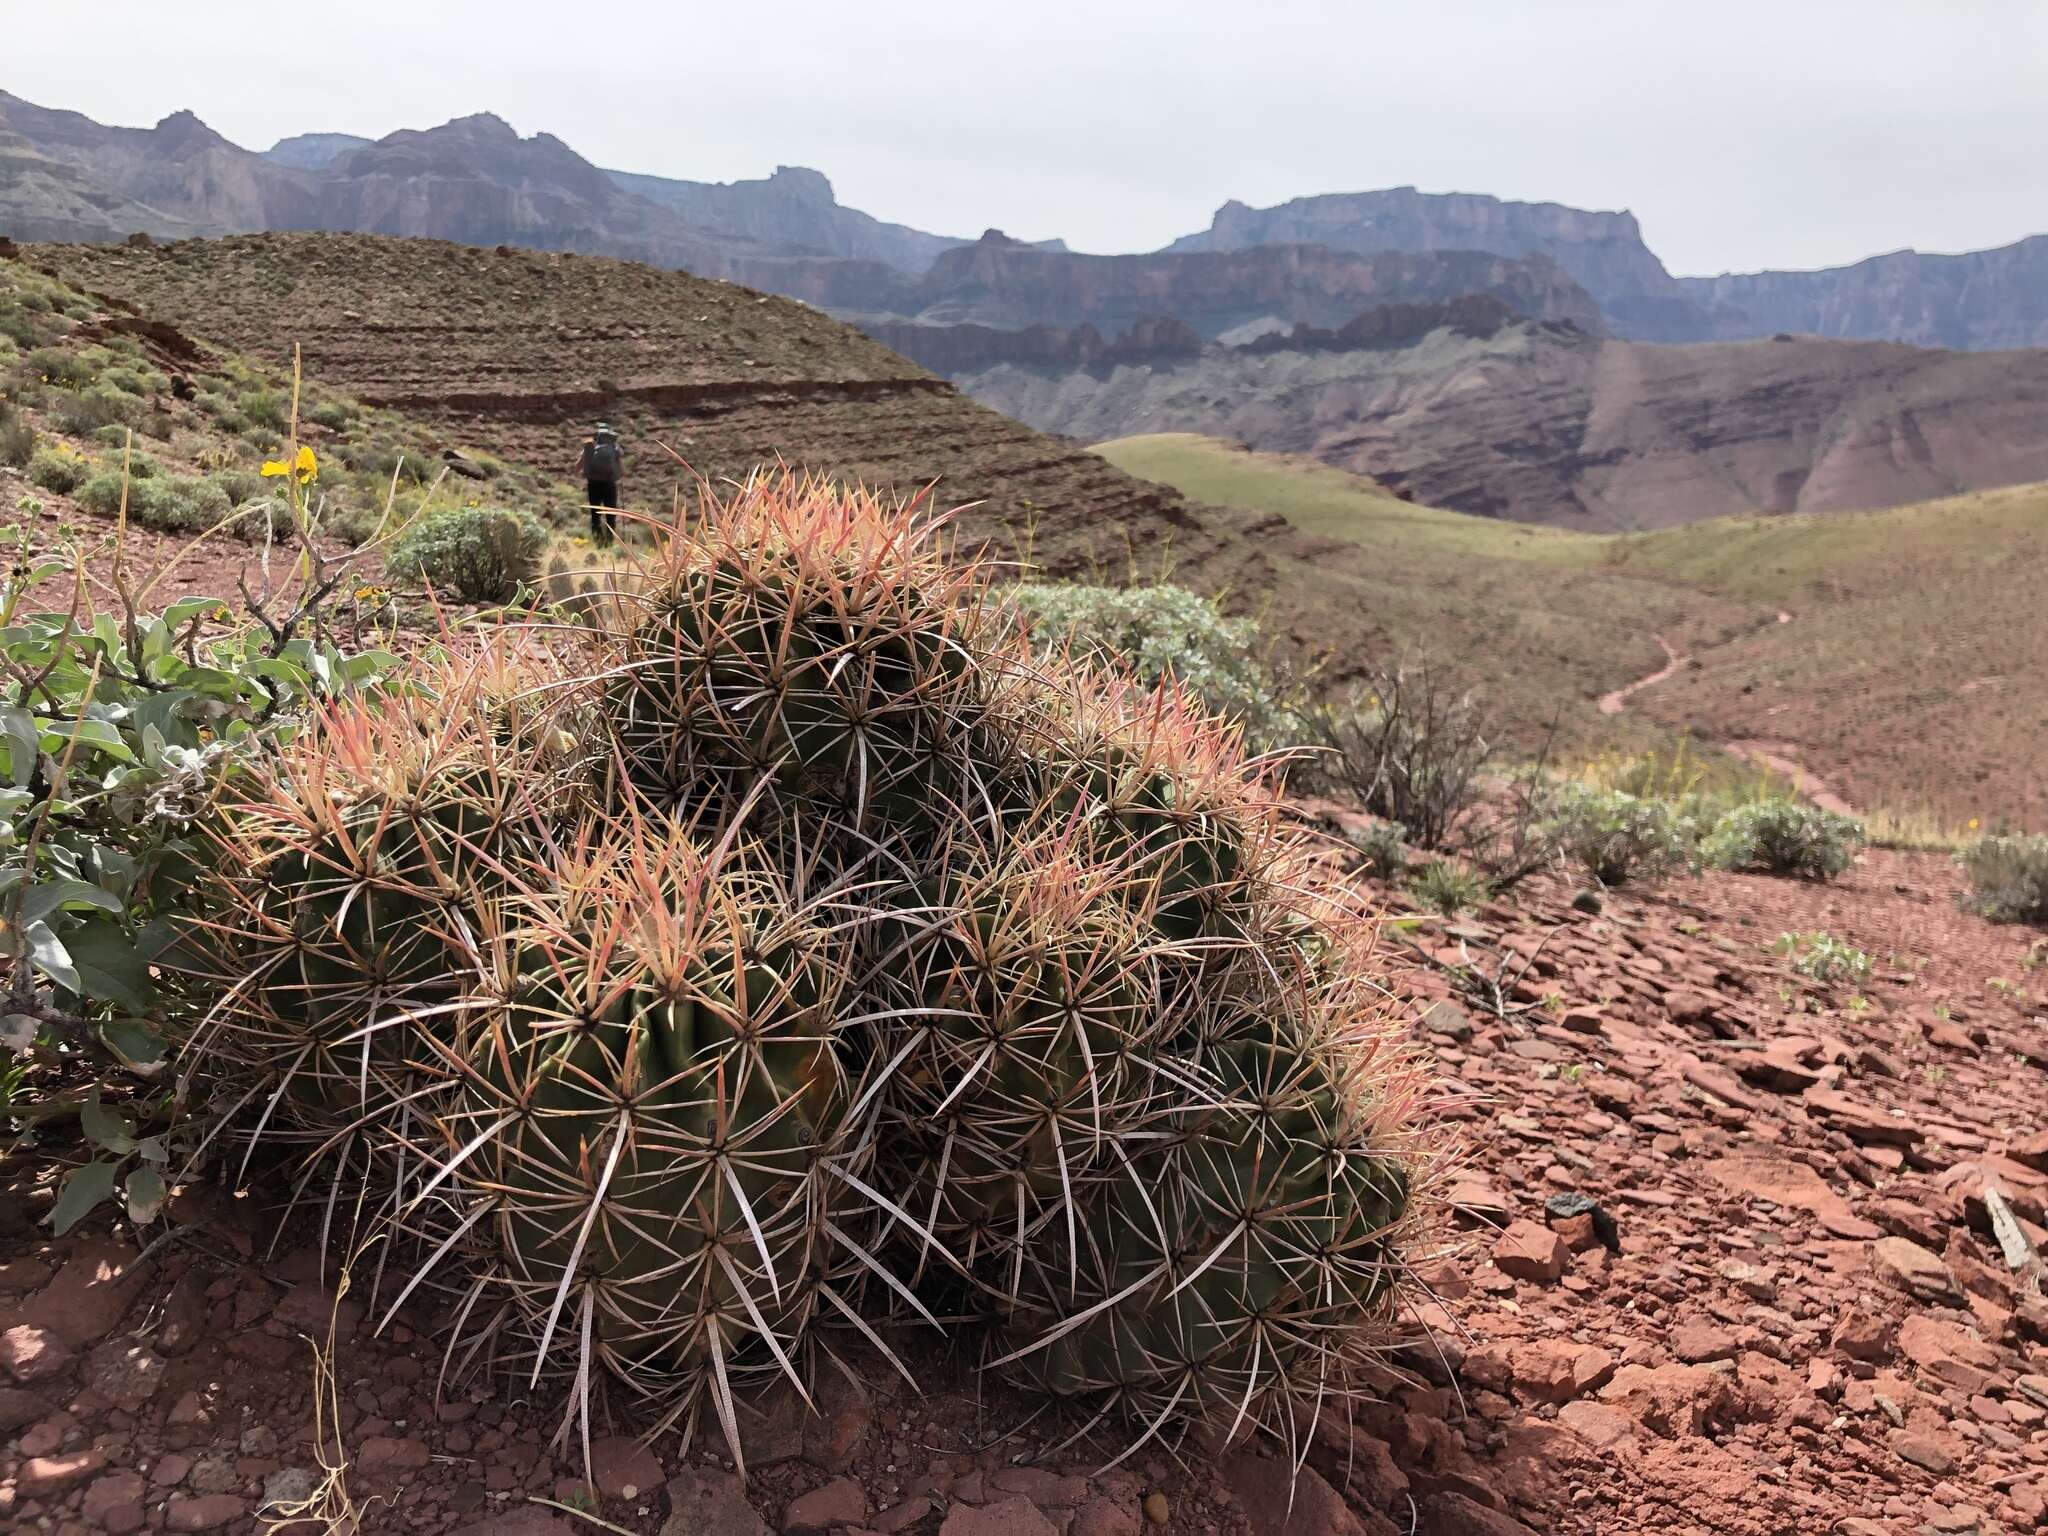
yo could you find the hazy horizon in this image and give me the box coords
[10,0,2046,277]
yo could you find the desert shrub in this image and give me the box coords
[1701,800,1862,879]
[1544,783,1694,887]
[238,388,289,433]
[385,505,549,602]
[180,474,1441,1462]
[54,384,142,436]
[0,307,44,348]
[206,468,269,508]
[76,471,233,531]
[1299,658,1491,850]
[305,400,354,430]
[0,405,32,469]
[1957,834,2048,924]
[1775,931,1872,984]
[27,443,89,495]
[26,345,96,389]
[100,364,163,398]
[1347,819,1410,881]
[1011,581,1291,740]
[1407,858,1491,916]
[0,539,403,1233]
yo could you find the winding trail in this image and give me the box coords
[1597,633,1685,716]
[1596,610,1861,815]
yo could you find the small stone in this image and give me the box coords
[1869,1237,1961,1303]
[1557,1400,1635,1451]
[1421,1001,1473,1041]
[1831,1304,1892,1362]
[1492,1219,1569,1283]
[1889,1431,1955,1476]
[940,1497,1062,1536]
[659,1468,766,1536]
[0,1323,71,1383]
[1669,1319,1738,1364]
[20,1448,105,1496]
[357,1435,430,1475]
[784,1476,867,1534]
[1072,1495,1142,1536]
[1143,1491,1169,1528]
[83,1471,148,1534]
[1543,1191,1619,1251]
[588,1434,663,1501]
[262,1467,321,1511]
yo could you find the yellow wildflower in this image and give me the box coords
[261,444,318,485]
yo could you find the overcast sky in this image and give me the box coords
[10,0,2044,275]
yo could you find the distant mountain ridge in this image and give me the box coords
[1165,185,1705,341]
[6,87,2047,351]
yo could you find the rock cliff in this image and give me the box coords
[1680,235,2048,350]
[958,323,2048,530]
[1165,185,1708,341]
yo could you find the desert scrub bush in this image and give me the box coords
[1347,819,1409,880]
[26,345,96,390]
[238,387,289,433]
[99,364,165,398]
[206,468,269,508]
[0,404,32,469]
[54,384,142,437]
[385,505,549,602]
[76,470,232,532]
[1775,931,1872,985]
[1544,783,1694,887]
[1957,833,2048,924]
[1407,858,1491,916]
[27,443,89,495]
[304,399,354,431]
[0,515,402,1233]
[1702,799,1862,880]
[185,472,1443,1465]
[1010,580,1291,741]
[1298,658,1491,850]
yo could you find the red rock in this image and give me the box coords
[877,1495,936,1534]
[1831,1305,1893,1362]
[662,1469,766,1536]
[1669,1319,1738,1364]
[1804,1089,1924,1147]
[165,1495,250,1532]
[587,1434,662,1500]
[1069,1497,1140,1536]
[1897,1315,1999,1394]
[1888,1431,1955,1476]
[2012,1131,2048,1174]
[1507,1339,1615,1403]
[17,1237,145,1346]
[1416,1491,1539,1536]
[0,1323,71,1384]
[1868,1237,1961,1303]
[1557,1399,1635,1451]
[802,1370,871,1473]
[82,1471,147,1533]
[19,1448,104,1496]
[0,1386,49,1432]
[1597,1363,1737,1438]
[1492,1220,1569,1284]
[784,1476,867,1533]
[990,1468,1090,1506]
[357,1435,430,1475]
[1222,1455,1368,1536]
[83,1340,165,1407]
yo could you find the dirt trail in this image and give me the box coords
[1597,633,1684,715]
[1597,611,1861,814]
[1722,739,1859,816]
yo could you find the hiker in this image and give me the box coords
[577,422,624,541]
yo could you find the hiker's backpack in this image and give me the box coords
[586,440,621,482]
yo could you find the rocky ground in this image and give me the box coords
[3,839,2043,1536]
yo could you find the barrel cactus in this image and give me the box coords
[190,469,1443,1466]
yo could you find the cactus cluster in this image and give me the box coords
[193,472,1440,1463]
